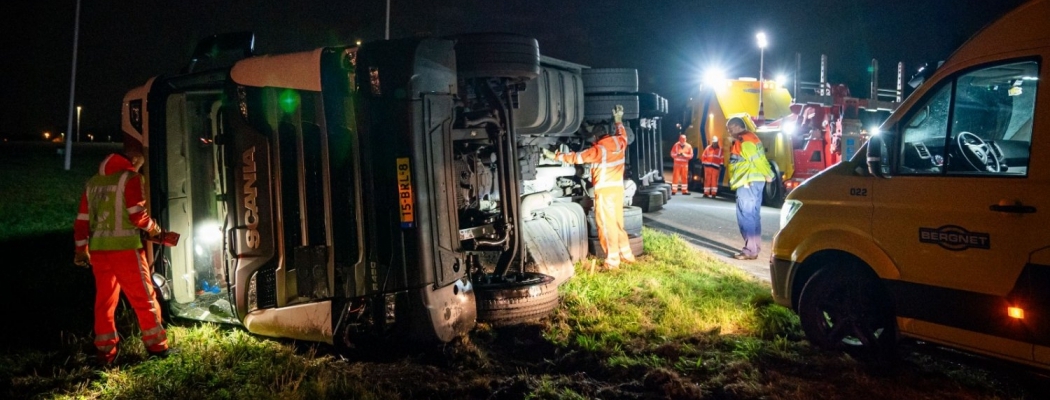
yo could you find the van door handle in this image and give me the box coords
[989,204,1036,214]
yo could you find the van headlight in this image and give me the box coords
[780,200,803,230]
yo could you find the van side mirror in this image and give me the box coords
[866,134,892,178]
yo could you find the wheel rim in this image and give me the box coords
[802,267,894,352]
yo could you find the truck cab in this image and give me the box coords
[771,0,1049,369]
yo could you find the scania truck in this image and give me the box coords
[121,31,664,350]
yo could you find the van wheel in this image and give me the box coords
[475,272,559,327]
[452,33,540,80]
[798,268,898,363]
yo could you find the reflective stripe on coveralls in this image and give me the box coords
[554,123,636,266]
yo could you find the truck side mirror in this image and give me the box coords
[866,133,892,178]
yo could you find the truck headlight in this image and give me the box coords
[780,200,802,230]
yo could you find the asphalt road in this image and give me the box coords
[642,191,780,282]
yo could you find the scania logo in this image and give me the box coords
[242,146,261,249]
[919,225,990,251]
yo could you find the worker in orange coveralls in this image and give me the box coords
[700,136,724,198]
[669,134,694,195]
[543,105,636,269]
[73,148,171,366]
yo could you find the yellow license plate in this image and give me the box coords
[396,157,415,228]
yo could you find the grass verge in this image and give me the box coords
[1,142,1040,399]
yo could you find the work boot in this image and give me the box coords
[147,347,177,359]
[682,191,690,195]
[96,347,119,367]
[732,253,758,260]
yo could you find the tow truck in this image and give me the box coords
[680,56,903,206]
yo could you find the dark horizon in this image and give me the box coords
[2,0,1029,141]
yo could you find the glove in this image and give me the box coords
[612,105,624,123]
[74,249,91,268]
[542,148,557,160]
[147,223,163,239]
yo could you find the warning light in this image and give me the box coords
[1008,307,1025,319]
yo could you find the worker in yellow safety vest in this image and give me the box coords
[73,148,173,366]
[543,105,636,269]
[669,134,694,195]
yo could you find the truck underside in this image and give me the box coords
[121,32,669,348]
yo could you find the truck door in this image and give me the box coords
[872,59,1046,362]
[161,90,235,323]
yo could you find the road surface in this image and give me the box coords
[642,191,780,282]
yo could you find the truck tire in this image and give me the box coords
[588,235,644,258]
[762,171,786,208]
[587,205,643,237]
[582,68,639,93]
[651,183,672,203]
[452,33,540,80]
[584,95,640,121]
[475,272,559,327]
[632,189,664,213]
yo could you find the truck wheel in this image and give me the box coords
[582,68,638,93]
[452,33,540,80]
[589,234,644,258]
[587,205,643,237]
[632,189,664,213]
[762,174,786,208]
[475,272,559,327]
[584,95,640,121]
[651,183,671,203]
[798,268,898,363]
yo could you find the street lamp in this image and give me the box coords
[76,106,82,142]
[756,32,767,125]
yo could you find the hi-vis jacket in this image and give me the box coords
[74,154,159,251]
[555,122,628,191]
[729,132,774,190]
[670,141,693,164]
[701,144,724,169]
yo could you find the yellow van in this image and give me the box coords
[770,0,1050,369]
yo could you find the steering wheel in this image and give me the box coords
[956,131,1001,172]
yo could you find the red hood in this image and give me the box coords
[98,153,136,176]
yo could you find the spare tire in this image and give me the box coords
[475,272,559,327]
[582,68,639,93]
[452,33,540,80]
[584,95,639,121]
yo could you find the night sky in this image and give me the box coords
[2,0,1030,141]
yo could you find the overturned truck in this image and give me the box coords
[121,32,668,349]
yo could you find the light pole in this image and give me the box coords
[76,106,82,142]
[63,0,82,170]
[756,32,767,126]
[385,0,390,39]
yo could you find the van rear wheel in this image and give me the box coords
[798,268,898,363]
